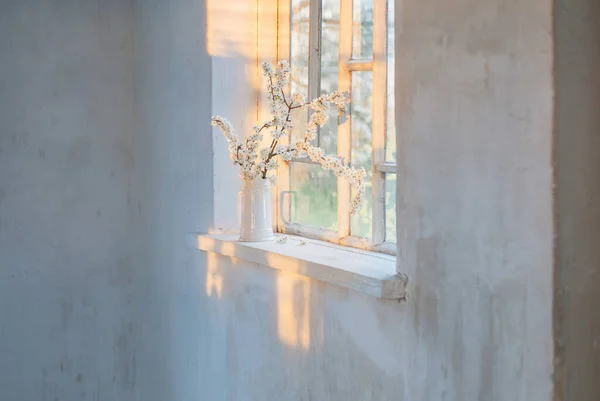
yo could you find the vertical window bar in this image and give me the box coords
[337,0,352,238]
[371,0,387,245]
[276,0,292,231]
[308,0,322,147]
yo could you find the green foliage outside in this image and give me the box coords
[289,0,396,242]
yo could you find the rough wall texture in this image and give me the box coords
[192,0,560,400]
[395,0,555,400]
[0,1,140,400]
[194,255,408,401]
[3,0,597,400]
[0,1,213,400]
[554,0,600,399]
[132,1,213,400]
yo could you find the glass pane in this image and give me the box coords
[386,0,396,162]
[385,173,397,242]
[350,71,373,238]
[290,0,310,144]
[351,181,372,239]
[319,0,340,155]
[352,0,374,58]
[290,162,338,230]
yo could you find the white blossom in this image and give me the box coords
[265,158,277,171]
[292,92,306,105]
[272,129,285,140]
[259,148,271,161]
[211,61,364,213]
[311,112,328,127]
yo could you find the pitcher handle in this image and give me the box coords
[279,191,297,225]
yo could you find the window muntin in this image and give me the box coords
[278,0,396,254]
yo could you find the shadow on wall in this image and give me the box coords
[199,236,316,350]
[194,250,406,400]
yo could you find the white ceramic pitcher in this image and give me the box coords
[238,179,274,242]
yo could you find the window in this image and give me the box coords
[277,0,396,254]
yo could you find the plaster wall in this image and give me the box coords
[210,0,261,232]
[194,1,558,398]
[131,1,213,400]
[0,2,140,400]
[0,1,213,400]
[554,0,600,399]
[2,0,595,400]
[395,0,555,400]
[193,254,407,401]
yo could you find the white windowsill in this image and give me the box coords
[188,233,407,300]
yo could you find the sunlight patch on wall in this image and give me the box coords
[207,0,256,58]
[207,0,277,59]
[276,273,311,350]
[205,252,224,299]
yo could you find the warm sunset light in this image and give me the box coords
[3,0,598,400]
[206,0,277,59]
[276,274,311,350]
[205,252,224,299]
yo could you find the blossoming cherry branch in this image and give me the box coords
[211,60,366,214]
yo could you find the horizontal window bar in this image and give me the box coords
[345,59,374,71]
[372,241,397,255]
[290,156,321,165]
[291,160,397,172]
[375,162,397,173]
[282,222,397,256]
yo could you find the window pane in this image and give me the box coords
[350,71,373,238]
[385,173,396,242]
[352,0,374,58]
[386,0,396,162]
[290,162,338,230]
[290,0,310,144]
[351,182,372,239]
[319,0,340,155]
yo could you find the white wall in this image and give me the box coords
[0,1,140,400]
[209,0,279,233]
[194,255,408,401]
[191,0,557,399]
[395,0,555,399]
[131,1,214,400]
[2,0,597,400]
[0,1,213,400]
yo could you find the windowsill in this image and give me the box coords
[188,233,407,300]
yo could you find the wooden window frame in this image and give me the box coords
[276,0,396,255]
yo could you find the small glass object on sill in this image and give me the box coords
[238,179,274,242]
